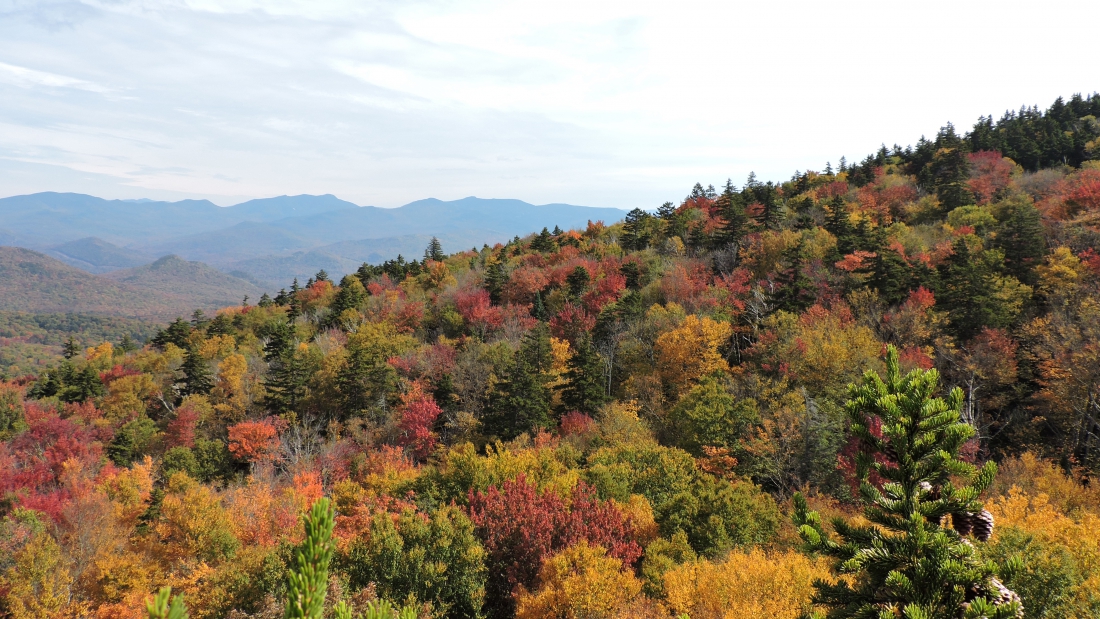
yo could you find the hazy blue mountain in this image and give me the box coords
[1,192,627,285]
[227,250,363,287]
[143,221,318,263]
[45,237,154,273]
[226,232,492,284]
[0,192,363,246]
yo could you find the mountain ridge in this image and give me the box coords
[1,192,628,283]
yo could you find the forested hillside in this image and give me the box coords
[2,94,1100,619]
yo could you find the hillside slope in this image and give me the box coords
[45,237,153,273]
[0,247,191,318]
[0,247,262,319]
[103,255,268,308]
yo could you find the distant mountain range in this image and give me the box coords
[0,192,626,286]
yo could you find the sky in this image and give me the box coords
[0,0,1098,209]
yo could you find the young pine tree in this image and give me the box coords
[793,345,1022,619]
[146,587,189,619]
[285,498,335,619]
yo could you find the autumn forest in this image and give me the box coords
[3,94,1100,619]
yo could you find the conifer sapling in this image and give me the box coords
[793,345,1022,619]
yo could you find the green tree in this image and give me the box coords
[179,346,214,397]
[715,178,749,246]
[118,333,139,353]
[916,124,974,211]
[484,260,506,305]
[936,238,1023,340]
[992,197,1046,285]
[0,386,27,441]
[426,237,445,262]
[566,266,590,298]
[868,247,916,306]
[342,506,487,618]
[792,345,1021,619]
[153,318,192,350]
[530,227,555,252]
[560,335,608,415]
[59,364,105,403]
[325,275,366,329]
[620,208,653,251]
[667,376,758,456]
[62,335,79,359]
[485,324,553,439]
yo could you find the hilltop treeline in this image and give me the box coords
[2,94,1100,619]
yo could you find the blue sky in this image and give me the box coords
[1,0,1097,208]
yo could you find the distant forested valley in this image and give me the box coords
[2,94,1100,619]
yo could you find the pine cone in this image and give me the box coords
[989,578,1024,619]
[972,509,994,541]
[952,511,974,536]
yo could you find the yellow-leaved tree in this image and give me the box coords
[655,314,732,393]
[515,540,643,619]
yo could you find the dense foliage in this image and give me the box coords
[2,94,1100,619]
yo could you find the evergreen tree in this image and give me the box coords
[356,262,380,284]
[314,269,329,283]
[620,208,652,251]
[531,291,547,321]
[560,335,608,415]
[425,237,445,262]
[656,201,677,221]
[530,228,555,252]
[715,178,749,246]
[485,260,506,305]
[620,261,643,290]
[552,225,563,236]
[868,247,916,306]
[485,324,553,440]
[793,346,1022,619]
[265,350,312,417]
[179,346,213,397]
[59,364,105,403]
[992,198,1045,285]
[917,124,974,211]
[206,314,232,337]
[263,321,311,415]
[566,266,591,298]
[191,310,209,329]
[62,335,79,359]
[771,242,816,314]
[153,318,192,350]
[825,196,857,257]
[936,238,1016,340]
[118,334,138,354]
[325,275,366,329]
[258,293,273,307]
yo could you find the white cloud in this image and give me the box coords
[0,0,1098,208]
